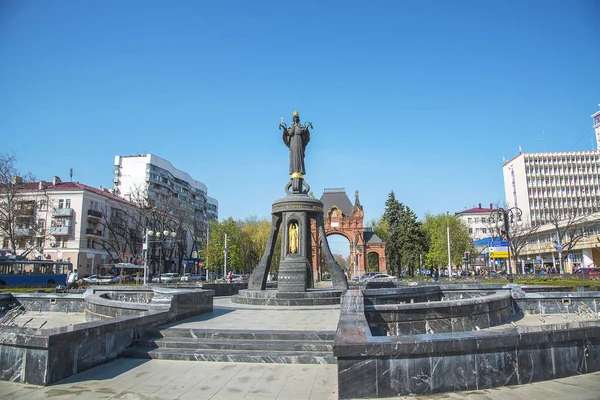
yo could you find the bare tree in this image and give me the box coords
[544,207,593,273]
[486,209,540,276]
[0,153,53,258]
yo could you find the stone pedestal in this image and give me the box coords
[246,193,348,294]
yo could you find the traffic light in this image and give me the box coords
[464,251,470,259]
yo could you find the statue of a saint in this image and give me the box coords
[281,111,311,176]
[288,222,299,254]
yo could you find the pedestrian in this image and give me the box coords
[66,269,78,289]
[432,268,439,282]
[227,271,232,283]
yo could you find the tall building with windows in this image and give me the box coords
[456,203,496,242]
[501,104,600,271]
[503,150,600,226]
[113,154,218,230]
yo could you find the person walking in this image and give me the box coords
[66,269,78,289]
[432,268,440,282]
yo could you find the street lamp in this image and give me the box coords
[489,207,523,283]
[144,229,177,284]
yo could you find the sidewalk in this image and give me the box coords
[1,293,600,399]
[0,359,598,399]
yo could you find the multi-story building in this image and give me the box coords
[1,176,142,276]
[113,154,218,238]
[456,203,496,243]
[501,104,600,271]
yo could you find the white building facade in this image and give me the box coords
[456,203,496,243]
[113,153,218,228]
[501,104,600,271]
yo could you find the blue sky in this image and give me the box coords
[1,1,599,255]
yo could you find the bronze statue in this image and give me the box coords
[281,111,312,176]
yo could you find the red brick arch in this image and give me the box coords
[310,189,386,280]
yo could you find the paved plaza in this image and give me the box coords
[2,293,600,399]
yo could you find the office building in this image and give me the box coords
[501,104,600,271]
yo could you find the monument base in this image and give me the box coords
[278,257,310,292]
[232,288,343,306]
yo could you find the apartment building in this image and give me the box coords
[500,104,600,271]
[113,154,218,234]
[456,203,496,242]
[1,176,142,276]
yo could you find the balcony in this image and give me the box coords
[14,228,33,236]
[49,226,71,236]
[52,208,73,218]
[86,228,103,237]
[87,209,103,220]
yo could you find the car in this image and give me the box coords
[353,272,379,281]
[151,273,181,283]
[110,275,137,284]
[82,275,113,284]
[573,267,600,275]
[219,274,247,282]
[364,273,398,281]
[180,273,205,282]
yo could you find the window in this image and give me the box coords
[482,228,487,234]
[65,199,71,208]
[39,200,47,211]
[61,238,68,248]
[469,228,473,234]
[37,219,45,229]
[58,199,64,209]
[467,218,472,223]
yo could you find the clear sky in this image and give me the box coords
[1,0,599,254]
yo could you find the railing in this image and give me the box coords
[49,226,71,236]
[52,208,73,217]
[87,209,103,219]
[85,229,103,237]
[13,228,33,236]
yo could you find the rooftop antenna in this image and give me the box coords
[542,130,546,152]
[70,168,73,182]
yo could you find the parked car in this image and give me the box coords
[180,273,205,282]
[352,272,379,281]
[573,267,600,275]
[110,275,137,284]
[151,273,181,283]
[364,273,398,281]
[82,275,113,284]
[219,274,247,282]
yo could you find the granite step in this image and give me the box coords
[121,346,336,364]
[144,328,336,341]
[122,328,337,364]
[135,336,334,352]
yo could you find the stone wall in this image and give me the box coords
[365,291,512,336]
[335,288,600,398]
[0,287,214,385]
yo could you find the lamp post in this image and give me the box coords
[446,212,451,278]
[144,229,177,284]
[489,207,523,283]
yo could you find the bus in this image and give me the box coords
[0,259,72,287]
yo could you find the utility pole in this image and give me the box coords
[446,212,452,277]
[224,233,228,279]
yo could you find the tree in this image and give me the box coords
[486,206,540,275]
[0,153,51,257]
[381,191,427,276]
[422,212,472,271]
[544,207,593,274]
